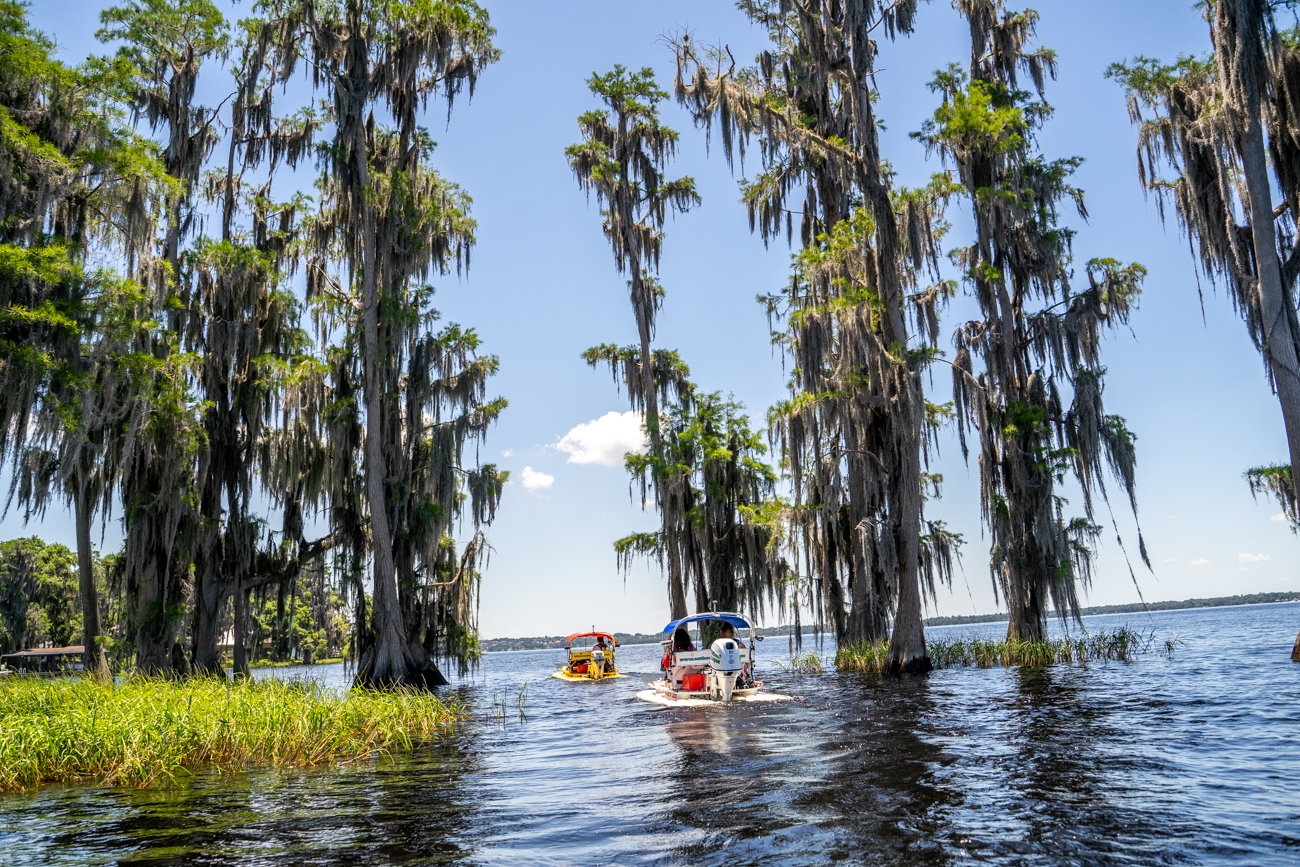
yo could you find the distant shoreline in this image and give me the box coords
[924,590,1300,626]
[479,591,1300,652]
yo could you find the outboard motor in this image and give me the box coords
[590,647,606,679]
[709,638,744,701]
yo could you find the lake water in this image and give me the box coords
[2,603,1299,865]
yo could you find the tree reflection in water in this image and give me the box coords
[804,674,957,866]
[946,664,1196,865]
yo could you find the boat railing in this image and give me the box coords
[672,648,749,667]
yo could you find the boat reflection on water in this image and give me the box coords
[663,704,768,759]
[660,700,807,863]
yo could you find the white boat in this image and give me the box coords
[637,612,788,706]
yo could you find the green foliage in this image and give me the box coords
[918,70,1028,156]
[96,0,231,76]
[0,537,79,653]
[1246,463,1298,530]
[1103,54,1213,101]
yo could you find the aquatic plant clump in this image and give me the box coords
[836,627,1156,673]
[775,652,825,676]
[0,677,464,792]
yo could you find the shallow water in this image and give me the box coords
[3,603,1300,865]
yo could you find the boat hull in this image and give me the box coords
[635,677,788,705]
[552,668,627,682]
[634,683,790,707]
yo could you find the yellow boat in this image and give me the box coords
[552,631,626,681]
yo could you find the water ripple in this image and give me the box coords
[3,603,1299,865]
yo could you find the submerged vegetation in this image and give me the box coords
[777,652,826,676]
[0,677,464,792]
[837,627,1161,673]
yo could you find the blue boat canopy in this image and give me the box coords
[662,611,752,634]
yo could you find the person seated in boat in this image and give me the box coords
[718,623,745,648]
[590,636,610,673]
[661,627,696,669]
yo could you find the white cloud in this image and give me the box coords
[1271,512,1288,523]
[1162,558,1177,563]
[1190,558,1210,566]
[1239,552,1271,563]
[520,466,554,491]
[555,411,648,466]
[502,448,514,458]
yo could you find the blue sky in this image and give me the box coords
[21,0,1300,638]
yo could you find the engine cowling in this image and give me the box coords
[709,638,743,673]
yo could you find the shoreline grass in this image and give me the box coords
[0,676,464,793]
[836,627,1157,674]
[248,657,345,669]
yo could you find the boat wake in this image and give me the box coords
[633,688,793,708]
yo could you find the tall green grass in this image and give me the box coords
[836,627,1156,674]
[249,657,344,669]
[0,676,464,792]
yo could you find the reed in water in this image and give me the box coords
[837,627,1153,673]
[777,652,826,675]
[0,677,464,792]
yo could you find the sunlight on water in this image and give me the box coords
[3,603,1299,865]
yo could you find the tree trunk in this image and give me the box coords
[191,584,224,675]
[1006,576,1047,642]
[351,110,418,688]
[74,488,110,681]
[233,585,249,678]
[1241,108,1300,488]
[885,385,931,674]
[844,440,882,645]
[666,542,688,620]
[134,560,171,675]
[845,30,931,674]
[359,222,408,687]
[631,265,688,621]
[868,190,929,674]
[191,515,225,674]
